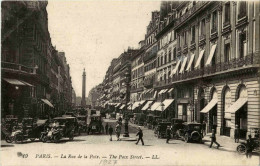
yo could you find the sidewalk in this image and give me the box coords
[203,133,244,152]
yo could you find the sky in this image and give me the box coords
[47,1,160,97]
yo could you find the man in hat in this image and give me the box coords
[234,124,240,143]
[115,123,121,141]
[136,126,144,145]
[166,126,172,143]
[108,125,113,141]
[209,129,220,149]
[246,135,254,158]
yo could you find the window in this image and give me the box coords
[157,57,160,67]
[161,56,163,66]
[164,53,167,64]
[224,43,231,62]
[239,32,246,58]
[191,26,195,43]
[224,2,230,23]
[184,31,187,44]
[200,19,205,36]
[168,50,172,62]
[211,11,217,33]
[238,1,247,19]
[173,48,176,61]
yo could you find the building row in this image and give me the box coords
[97,1,259,139]
[1,1,75,119]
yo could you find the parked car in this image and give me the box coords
[170,118,185,139]
[76,115,88,132]
[88,115,103,134]
[6,119,49,143]
[133,113,146,126]
[155,121,172,138]
[178,122,203,143]
[42,117,75,142]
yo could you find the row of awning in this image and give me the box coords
[3,78,34,87]
[168,44,217,76]
[3,78,54,108]
[200,97,248,119]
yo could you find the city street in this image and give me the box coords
[1,119,259,166]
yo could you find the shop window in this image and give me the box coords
[224,43,231,62]
[224,2,230,24]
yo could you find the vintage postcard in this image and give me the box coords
[1,0,260,166]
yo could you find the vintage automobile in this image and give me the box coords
[155,121,172,138]
[237,128,260,154]
[133,113,146,125]
[42,117,75,142]
[4,115,18,132]
[145,114,154,129]
[88,115,103,134]
[171,118,185,139]
[178,122,203,143]
[6,119,49,143]
[76,115,88,132]
[62,115,80,135]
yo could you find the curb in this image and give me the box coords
[203,141,235,152]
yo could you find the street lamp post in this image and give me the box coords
[123,71,130,137]
[160,102,165,118]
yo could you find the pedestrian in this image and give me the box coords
[105,123,109,135]
[246,135,254,158]
[166,126,171,143]
[234,124,240,143]
[202,121,206,136]
[115,123,121,141]
[108,125,113,141]
[135,126,144,145]
[209,129,220,149]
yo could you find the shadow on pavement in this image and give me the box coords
[1,144,14,147]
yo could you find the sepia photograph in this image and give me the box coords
[1,0,260,166]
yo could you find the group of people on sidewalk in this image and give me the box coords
[104,120,144,145]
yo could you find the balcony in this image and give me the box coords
[1,61,35,75]
[210,27,218,41]
[154,79,172,88]
[130,87,144,93]
[171,53,259,84]
[143,77,154,87]
[199,34,206,46]
[174,1,209,30]
[190,40,196,51]
[236,15,248,29]
[182,44,188,54]
[222,21,231,35]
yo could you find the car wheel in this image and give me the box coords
[184,133,189,143]
[237,144,246,154]
[5,136,13,143]
[42,136,47,143]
